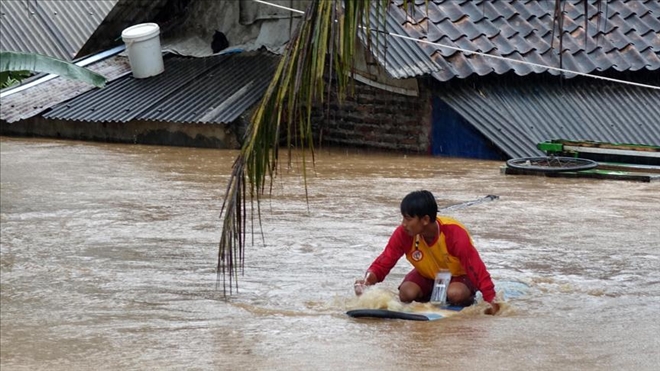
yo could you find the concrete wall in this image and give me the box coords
[0,118,241,149]
[166,0,310,56]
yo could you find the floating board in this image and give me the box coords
[346,305,464,321]
[346,281,530,321]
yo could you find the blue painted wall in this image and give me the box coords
[431,96,505,160]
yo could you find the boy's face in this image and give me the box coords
[401,214,430,236]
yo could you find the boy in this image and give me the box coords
[354,190,500,315]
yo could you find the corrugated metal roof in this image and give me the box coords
[0,53,131,123]
[437,77,660,158]
[366,0,660,81]
[0,0,117,61]
[43,51,279,124]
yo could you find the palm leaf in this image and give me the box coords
[0,51,106,88]
[216,0,391,295]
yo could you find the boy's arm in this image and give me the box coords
[444,224,497,304]
[354,226,407,294]
[366,226,408,282]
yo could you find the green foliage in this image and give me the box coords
[0,70,31,88]
[0,51,106,88]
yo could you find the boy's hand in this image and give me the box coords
[484,302,500,315]
[354,271,375,296]
[354,279,368,296]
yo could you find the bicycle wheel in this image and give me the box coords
[506,156,598,173]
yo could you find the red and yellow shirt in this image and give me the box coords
[367,216,496,302]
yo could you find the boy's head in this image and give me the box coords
[400,190,438,220]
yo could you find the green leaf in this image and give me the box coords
[0,51,106,88]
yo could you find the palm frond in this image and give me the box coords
[216,0,390,295]
[0,51,106,88]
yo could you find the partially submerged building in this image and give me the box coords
[2,0,659,158]
[316,0,660,159]
[1,0,304,148]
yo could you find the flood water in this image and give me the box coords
[1,137,659,370]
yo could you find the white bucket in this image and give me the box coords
[121,23,164,79]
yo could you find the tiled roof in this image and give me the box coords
[437,76,660,158]
[366,0,660,80]
[0,0,117,60]
[43,51,279,124]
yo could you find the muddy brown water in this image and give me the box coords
[1,137,659,370]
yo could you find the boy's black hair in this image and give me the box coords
[400,190,438,220]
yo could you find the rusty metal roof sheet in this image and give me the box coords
[43,51,279,124]
[437,76,660,158]
[0,53,131,123]
[367,0,660,81]
[0,0,117,60]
